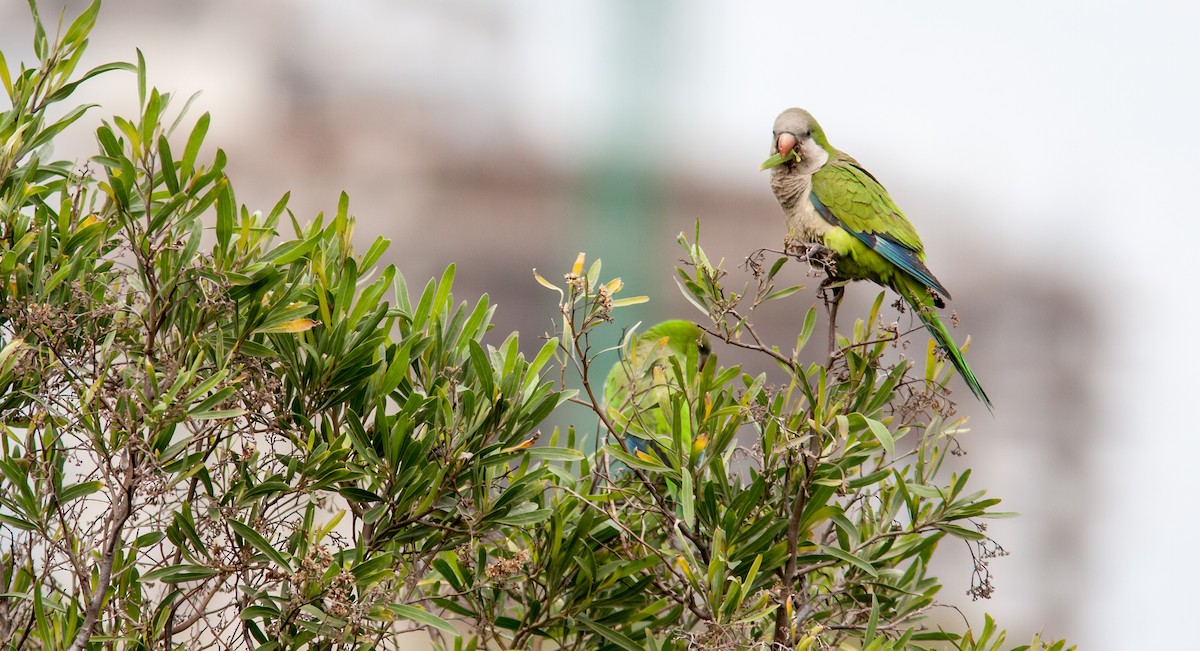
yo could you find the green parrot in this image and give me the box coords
[761,108,990,408]
[603,320,712,460]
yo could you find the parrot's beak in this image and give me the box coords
[776,132,798,158]
[759,132,801,171]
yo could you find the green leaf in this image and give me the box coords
[240,605,281,621]
[578,617,643,651]
[27,104,98,151]
[142,88,162,145]
[387,604,458,636]
[933,523,987,541]
[759,149,800,170]
[610,295,649,308]
[181,112,210,177]
[759,152,785,170]
[0,514,37,531]
[468,340,494,397]
[816,544,878,577]
[261,237,319,266]
[0,50,11,99]
[215,184,234,253]
[863,416,895,456]
[141,564,221,584]
[136,49,147,108]
[829,511,860,547]
[43,62,135,105]
[763,284,804,302]
[227,519,292,571]
[496,505,552,526]
[524,447,584,462]
[338,487,383,504]
[134,531,166,547]
[681,469,695,529]
[58,480,103,504]
[62,0,101,45]
[241,481,292,502]
[191,409,246,421]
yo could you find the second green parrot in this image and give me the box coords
[762,108,991,409]
[603,320,711,460]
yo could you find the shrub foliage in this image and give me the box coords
[0,4,1071,650]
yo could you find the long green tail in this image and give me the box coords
[896,276,993,410]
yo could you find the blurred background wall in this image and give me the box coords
[4,1,1199,648]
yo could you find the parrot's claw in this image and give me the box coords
[785,239,837,274]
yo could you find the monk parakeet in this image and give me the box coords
[603,320,711,460]
[761,108,990,408]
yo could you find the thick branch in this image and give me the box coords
[65,454,137,651]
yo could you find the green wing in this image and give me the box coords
[811,154,950,299]
[812,154,923,250]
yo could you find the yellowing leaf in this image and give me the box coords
[501,439,536,453]
[675,557,695,582]
[533,269,557,291]
[571,251,586,276]
[260,318,320,334]
[610,296,649,308]
[0,338,23,370]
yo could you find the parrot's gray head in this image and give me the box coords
[766,108,830,177]
[762,108,830,210]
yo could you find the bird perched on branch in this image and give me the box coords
[603,320,711,461]
[761,107,990,409]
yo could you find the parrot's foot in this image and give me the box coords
[785,239,837,276]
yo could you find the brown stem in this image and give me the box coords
[168,577,227,633]
[824,284,844,367]
[697,312,797,372]
[773,451,816,646]
[65,452,137,651]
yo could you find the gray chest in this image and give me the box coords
[787,187,835,244]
